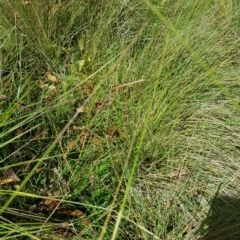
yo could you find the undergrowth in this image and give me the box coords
[0,0,240,239]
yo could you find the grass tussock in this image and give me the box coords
[0,0,240,239]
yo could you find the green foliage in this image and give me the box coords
[0,0,240,239]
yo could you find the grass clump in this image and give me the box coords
[0,0,240,239]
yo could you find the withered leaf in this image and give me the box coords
[39,80,47,89]
[67,140,77,151]
[46,72,62,84]
[38,200,90,226]
[0,167,20,185]
[38,199,60,211]
[56,208,90,226]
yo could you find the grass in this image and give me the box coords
[0,0,240,239]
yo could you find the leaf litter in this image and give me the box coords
[0,167,20,187]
